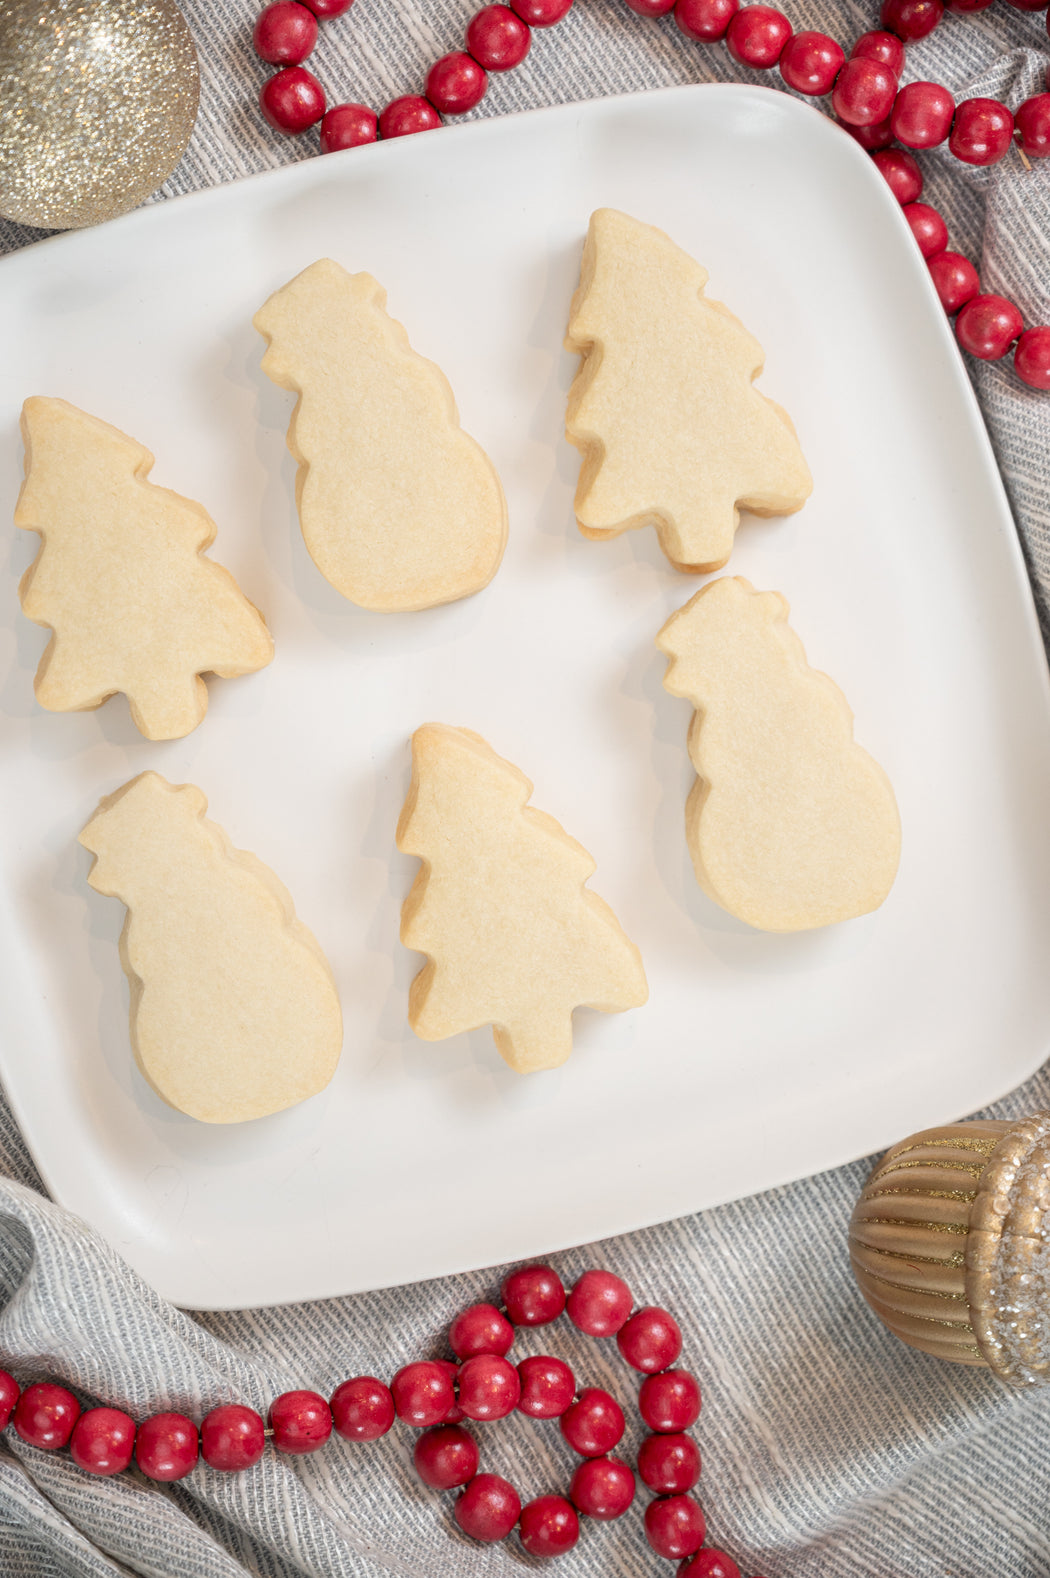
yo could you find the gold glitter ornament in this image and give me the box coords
[850,1111,1050,1385]
[0,0,200,230]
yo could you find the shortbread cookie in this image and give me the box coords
[15,398,273,741]
[397,725,648,1073]
[565,209,813,573]
[656,578,900,931]
[254,259,507,612]
[79,772,343,1124]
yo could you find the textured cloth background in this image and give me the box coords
[2,1,1050,1575]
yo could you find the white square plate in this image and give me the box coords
[2,84,1049,1310]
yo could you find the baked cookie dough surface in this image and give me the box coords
[566,209,812,573]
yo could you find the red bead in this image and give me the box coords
[560,1387,625,1456]
[69,1408,136,1476]
[625,0,676,12]
[426,52,488,115]
[879,0,943,37]
[457,1354,521,1420]
[674,0,738,39]
[519,1495,579,1557]
[950,97,1014,165]
[300,0,353,14]
[644,1492,706,1559]
[330,1376,395,1441]
[253,2,318,65]
[1015,326,1050,388]
[199,1404,265,1471]
[832,57,898,127]
[567,1269,633,1336]
[268,1390,333,1453]
[259,67,326,134]
[956,294,1024,359]
[135,1412,199,1481]
[502,1265,566,1326]
[890,81,955,148]
[455,1473,522,1541]
[13,1383,80,1450]
[840,116,895,150]
[517,1354,576,1418]
[1004,0,1047,8]
[928,250,980,314]
[391,1362,455,1427]
[379,96,442,138]
[413,1423,479,1489]
[449,1303,515,1360]
[1016,95,1050,157]
[725,5,792,68]
[0,1372,18,1431]
[639,1368,701,1432]
[637,1430,702,1492]
[320,103,378,152]
[510,0,573,23]
[466,5,532,70]
[778,32,844,96]
[850,29,905,73]
[616,1305,683,1373]
[569,1454,636,1518]
[903,201,948,259]
[680,1551,743,1578]
[946,0,994,8]
[872,147,923,204]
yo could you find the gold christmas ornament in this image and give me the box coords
[850,1111,1050,1385]
[0,0,199,230]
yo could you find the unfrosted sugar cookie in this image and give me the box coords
[397,725,648,1073]
[15,398,273,741]
[79,772,343,1124]
[656,577,901,932]
[565,209,813,573]
[254,258,508,612]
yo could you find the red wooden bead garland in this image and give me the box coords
[253,2,318,65]
[949,97,1016,165]
[570,1453,637,1518]
[246,0,1048,389]
[14,1382,80,1450]
[0,1371,18,1431]
[956,294,1025,359]
[268,1389,333,1452]
[779,32,845,96]
[330,1375,395,1439]
[260,66,326,133]
[1015,326,1050,388]
[413,1423,479,1488]
[69,1407,136,1476]
[135,1411,198,1480]
[928,249,980,313]
[200,1403,266,1471]
[519,1493,581,1556]
[454,1472,522,1540]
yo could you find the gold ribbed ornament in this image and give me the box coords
[0,0,199,230]
[850,1111,1050,1385]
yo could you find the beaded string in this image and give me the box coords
[0,1264,752,1576]
[250,0,1050,389]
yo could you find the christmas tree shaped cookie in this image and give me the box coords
[254,259,508,612]
[79,772,343,1124]
[397,725,648,1073]
[565,209,813,573]
[15,398,273,741]
[657,578,900,932]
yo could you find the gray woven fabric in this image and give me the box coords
[2,1,1050,1574]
